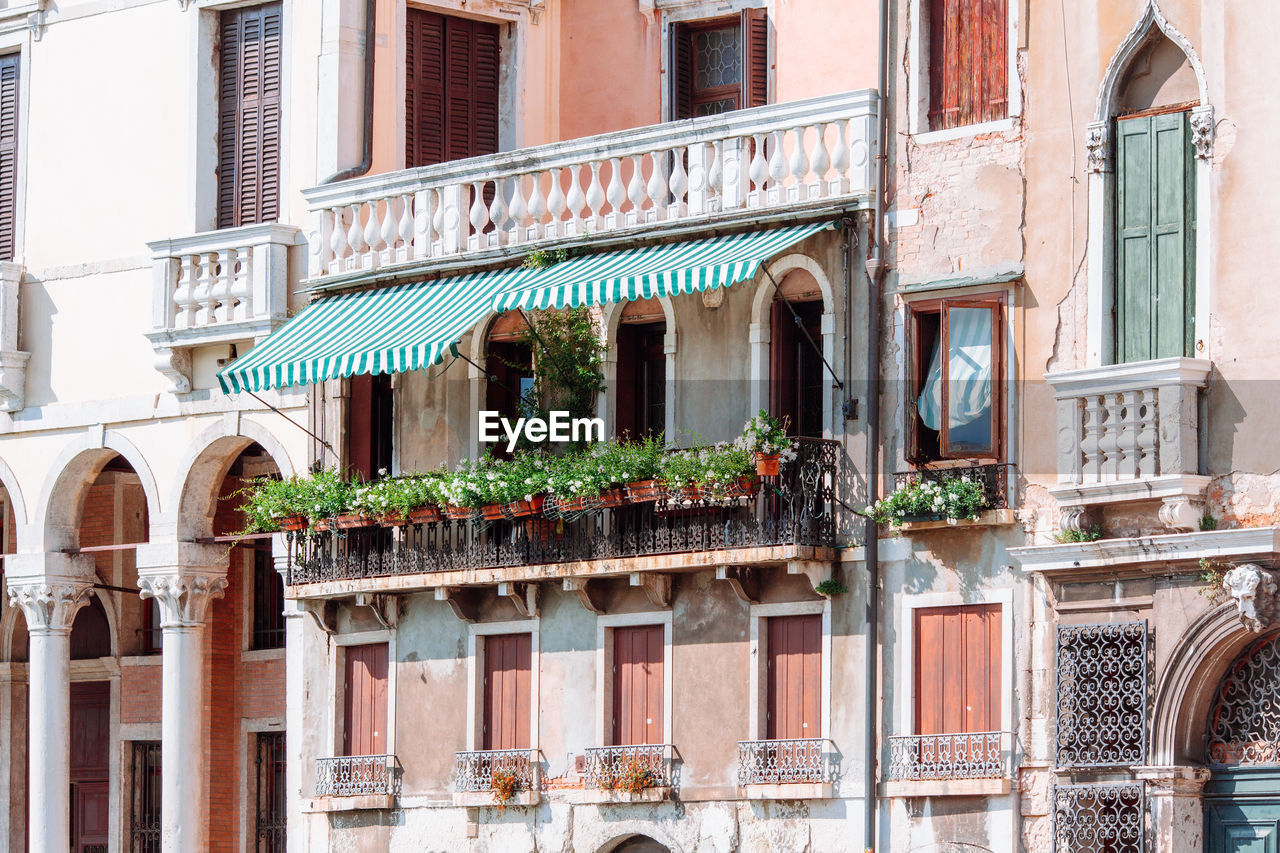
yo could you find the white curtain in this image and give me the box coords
[918,307,992,431]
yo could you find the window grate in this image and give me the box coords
[1053,782,1145,853]
[1055,621,1149,768]
[129,741,161,853]
[255,732,287,852]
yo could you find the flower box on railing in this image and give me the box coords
[571,744,676,804]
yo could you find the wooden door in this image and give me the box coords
[70,681,110,780]
[74,780,109,853]
[613,625,664,746]
[914,604,1000,736]
[342,643,388,756]
[766,615,821,740]
[483,633,531,751]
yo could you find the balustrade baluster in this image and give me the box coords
[668,148,688,216]
[768,130,788,200]
[1080,396,1103,483]
[605,157,625,221]
[397,193,415,262]
[565,164,587,235]
[585,160,606,229]
[346,204,366,271]
[379,197,399,263]
[627,154,647,223]
[646,151,668,220]
[750,132,770,201]
[173,254,198,328]
[194,252,217,326]
[528,171,548,238]
[546,167,568,236]
[789,126,810,200]
[809,122,831,195]
[830,119,851,192]
[489,179,509,246]
[228,247,251,321]
[468,182,490,248]
[329,206,349,274]
[508,175,528,241]
[363,200,382,264]
[707,139,724,206]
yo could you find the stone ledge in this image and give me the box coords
[561,786,671,805]
[304,794,396,813]
[1008,526,1280,575]
[896,509,1019,532]
[880,777,1012,798]
[739,782,835,800]
[453,790,541,808]
[1048,475,1210,507]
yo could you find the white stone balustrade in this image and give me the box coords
[146,223,303,393]
[1046,357,1212,532]
[303,90,878,282]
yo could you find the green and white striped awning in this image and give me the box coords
[217,266,532,393]
[490,221,832,312]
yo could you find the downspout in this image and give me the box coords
[322,0,376,184]
[863,0,891,848]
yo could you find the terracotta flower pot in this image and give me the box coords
[408,505,444,524]
[312,518,331,532]
[377,512,409,527]
[481,503,506,521]
[276,515,307,533]
[598,488,628,508]
[505,495,546,518]
[334,513,376,530]
[444,505,474,521]
[625,479,663,503]
[755,452,780,477]
[676,484,706,502]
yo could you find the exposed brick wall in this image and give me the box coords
[120,662,162,724]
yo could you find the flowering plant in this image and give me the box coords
[236,468,351,532]
[490,769,521,806]
[602,757,660,794]
[869,476,987,525]
[736,410,796,461]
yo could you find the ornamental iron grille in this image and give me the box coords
[129,741,161,853]
[255,732,287,852]
[891,462,1015,510]
[314,754,399,797]
[886,732,1007,781]
[737,738,836,785]
[1055,620,1149,768]
[455,749,539,793]
[287,438,838,586]
[583,744,673,789]
[1052,782,1146,853]
[1206,630,1280,767]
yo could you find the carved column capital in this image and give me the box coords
[138,573,228,628]
[1085,121,1110,173]
[1190,105,1215,161]
[6,582,93,633]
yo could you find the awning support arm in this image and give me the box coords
[247,389,340,464]
[449,352,523,402]
[759,261,845,390]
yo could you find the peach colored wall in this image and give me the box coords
[773,0,880,102]
[557,0,662,138]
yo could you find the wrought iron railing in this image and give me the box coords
[1052,782,1146,853]
[314,754,399,797]
[892,462,1014,510]
[287,438,838,585]
[737,738,836,785]
[886,732,1008,781]
[583,744,674,790]
[454,748,540,793]
[1055,621,1149,769]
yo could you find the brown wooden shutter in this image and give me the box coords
[766,614,821,739]
[669,22,693,121]
[914,604,1000,736]
[979,0,1008,122]
[346,373,393,481]
[928,0,1006,130]
[406,11,499,168]
[218,3,283,229]
[613,625,664,746]
[483,633,532,750]
[343,643,389,756]
[0,53,19,263]
[741,8,769,109]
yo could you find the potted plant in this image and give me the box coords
[335,477,378,529]
[657,447,707,502]
[490,768,521,807]
[869,476,988,526]
[604,756,659,795]
[700,442,758,500]
[617,436,665,503]
[737,411,795,476]
[236,474,315,533]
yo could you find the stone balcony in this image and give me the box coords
[145,223,304,393]
[1046,357,1212,533]
[301,90,878,290]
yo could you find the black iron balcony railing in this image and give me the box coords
[891,462,1014,510]
[737,738,837,785]
[286,438,838,585]
[886,732,1009,781]
[583,744,674,790]
[314,754,400,797]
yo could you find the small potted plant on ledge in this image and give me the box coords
[737,411,795,477]
[490,768,521,807]
[605,757,660,795]
[236,474,313,533]
[870,476,988,527]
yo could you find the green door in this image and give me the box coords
[1115,110,1196,363]
[1205,771,1280,853]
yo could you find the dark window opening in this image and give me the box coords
[769,299,824,439]
[907,296,1003,463]
[140,598,163,656]
[669,8,768,120]
[484,323,534,456]
[70,597,112,660]
[927,0,1007,131]
[218,3,283,228]
[255,732,287,852]
[129,741,161,853]
[252,547,285,650]
[615,321,666,440]
[347,373,394,482]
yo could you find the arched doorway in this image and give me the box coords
[608,836,671,853]
[1203,630,1280,850]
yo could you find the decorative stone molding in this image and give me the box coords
[1190,105,1216,161]
[1158,494,1205,533]
[1093,1,1211,125]
[6,582,93,633]
[137,573,228,628]
[0,262,29,412]
[1222,564,1279,633]
[0,2,46,38]
[152,346,193,395]
[1058,504,1093,535]
[1085,122,1109,174]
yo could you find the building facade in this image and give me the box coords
[0,0,1277,852]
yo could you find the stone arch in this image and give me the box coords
[0,454,27,529]
[1150,601,1261,766]
[70,594,116,660]
[467,311,532,459]
[1093,0,1209,124]
[33,430,161,553]
[600,295,677,438]
[586,825,683,853]
[0,601,28,662]
[170,417,299,542]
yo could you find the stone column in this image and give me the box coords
[1134,765,1211,853]
[6,569,93,853]
[137,543,228,853]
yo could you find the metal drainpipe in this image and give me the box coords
[322,0,377,184]
[863,0,891,848]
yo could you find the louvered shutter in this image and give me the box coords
[218,4,282,229]
[405,8,446,168]
[406,12,499,168]
[469,21,501,158]
[0,54,19,262]
[669,22,693,121]
[741,8,768,109]
[929,0,1006,130]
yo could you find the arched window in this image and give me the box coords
[70,596,112,660]
[614,299,666,440]
[769,271,824,438]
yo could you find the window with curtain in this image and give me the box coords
[908,296,1004,462]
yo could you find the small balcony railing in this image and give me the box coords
[314,754,399,797]
[737,738,837,786]
[454,748,540,794]
[583,744,674,790]
[886,732,1009,781]
[892,462,1014,510]
[302,91,877,283]
[286,438,838,586]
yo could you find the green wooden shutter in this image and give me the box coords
[1116,111,1195,363]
